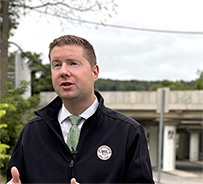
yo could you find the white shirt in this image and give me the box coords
[58,96,99,143]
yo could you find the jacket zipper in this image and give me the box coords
[69,159,74,178]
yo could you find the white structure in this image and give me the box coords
[162,125,176,171]
[149,126,158,167]
[189,131,200,161]
[15,52,31,99]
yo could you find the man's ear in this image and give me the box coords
[93,65,99,82]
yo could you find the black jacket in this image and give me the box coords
[7,91,154,183]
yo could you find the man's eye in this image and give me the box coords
[70,62,77,66]
[54,64,61,67]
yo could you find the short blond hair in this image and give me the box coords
[49,35,97,68]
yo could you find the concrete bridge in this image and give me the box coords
[39,88,203,171]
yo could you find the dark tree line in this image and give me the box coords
[8,52,201,94]
[94,78,197,91]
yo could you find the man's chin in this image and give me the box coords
[60,94,78,102]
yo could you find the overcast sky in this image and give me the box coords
[9,0,203,82]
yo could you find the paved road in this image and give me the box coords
[153,160,203,184]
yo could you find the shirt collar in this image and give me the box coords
[58,104,71,124]
[80,96,99,120]
[58,96,99,124]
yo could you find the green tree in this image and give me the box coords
[22,52,53,94]
[0,124,10,168]
[0,0,117,95]
[194,70,203,89]
[0,81,39,175]
[8,46,53,94]
[95,78,161,91]
[0,103,16,174]
[149,80,185,91]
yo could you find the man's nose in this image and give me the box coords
[60,63,71,77]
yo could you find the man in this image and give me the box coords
[7,35,154,183]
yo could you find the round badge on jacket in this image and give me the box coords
[97,145,112,160]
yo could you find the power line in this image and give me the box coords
[79,19,203,35]
[33,9,203,35]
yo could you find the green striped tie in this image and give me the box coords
[67,115,82,151]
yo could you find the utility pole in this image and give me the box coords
[157,89,165,184]
[0,0,9,96]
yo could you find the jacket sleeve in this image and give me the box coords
[7,128,28,183]
[124,124,154,183]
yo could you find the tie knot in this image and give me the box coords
[69,115,82,126]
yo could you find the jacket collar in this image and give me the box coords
[35,91,104,123]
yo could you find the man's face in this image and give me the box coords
[50,45,99,104]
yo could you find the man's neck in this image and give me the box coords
[63,95,96,116]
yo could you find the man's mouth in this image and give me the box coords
[61,82,73,86]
